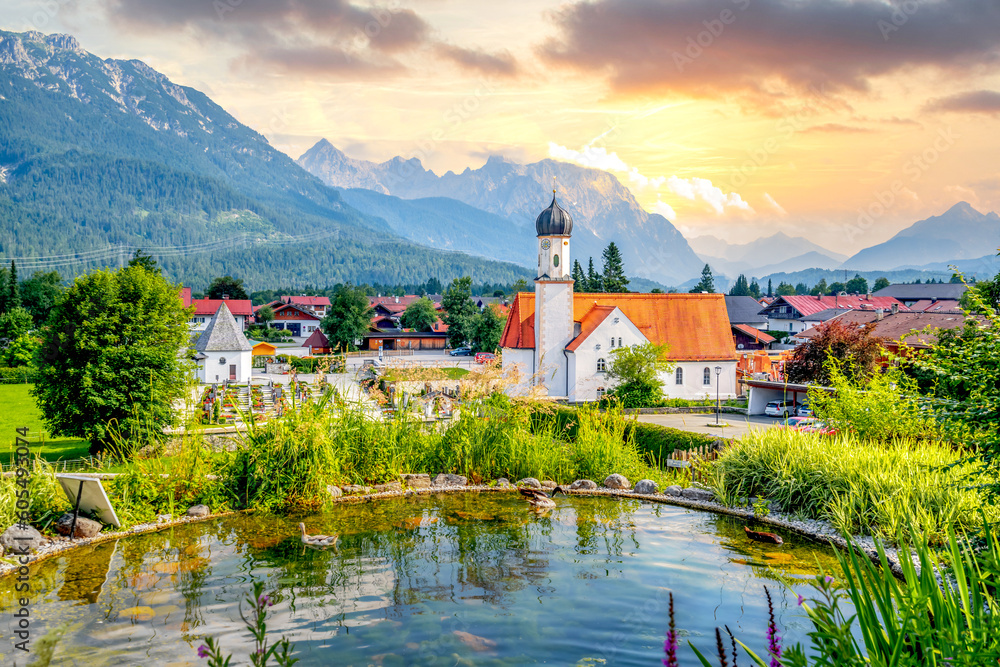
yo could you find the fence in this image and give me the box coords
[664,444,722,484]
[1,455,99,474]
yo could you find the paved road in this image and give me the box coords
[635,412,786,439]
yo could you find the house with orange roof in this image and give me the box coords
[500,196,738,401]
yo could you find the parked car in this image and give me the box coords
[796,403,813,417]
[764,400,797,418]
[801,421,836,435]
[475,352,496,364]
[449,347,472,356]
[785,416,817,430]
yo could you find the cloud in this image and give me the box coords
[803,123,875,134]
[99,0,499,78]
[763,193,787,215]
[540,0,1000,102]
[549,140,753,217]
[667,176,754,215]
[436,45,519,77]
[925,90,1000,116]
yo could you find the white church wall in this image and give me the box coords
[500,348,535,395]
[568,309,649,402]
[198,349,253,384]
[661,361,738,400]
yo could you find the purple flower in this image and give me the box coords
[663,592,679,667]
[258,594,272,607]
[764,587,782,667]
[197,645,210,659]
[797,594,805,606]
[824,575,834,585]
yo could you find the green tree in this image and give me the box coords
[828,281,847,295]
[571,260,586,292]
[729,274,751,296]
[128,249,159,274]
[4,333,39,367]
[795,282,809,295]
[767,279,773,297]
[873,276,891,291]
[33,266,192,454]
[256,305,275,328]
[7,261,19,311]
[470,304,506,353]
[19,271,64,326]
[601,242,630,293]
[207,275,249,301]
[0,306,33,341]
[811,278,829,296]
[689,264,716,293]
[425,277,444,295]
[846,274,870,294]
[586,258,602,293]
[400,297,439,332]
[776,282,797,296]
[749,280,762,299]
[604,342,674,407]
[442,276,478,347]
[320,285,373,352]
[508,278,530,298]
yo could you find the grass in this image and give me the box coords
[710,427,995,544]
[383,366,470,381]
[0,384,90,465]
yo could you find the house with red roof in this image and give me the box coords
[180,288,253,331]
[268,302,322,338]
[500,196,738,401]
[758,294,908,334]
[280,295,331,318]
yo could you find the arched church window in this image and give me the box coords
[610,338,615,348]
[703,367,712,385]
[618,337,623,347]
[553,254,560,267]
[675,367,683,385]
[597,358,606,372]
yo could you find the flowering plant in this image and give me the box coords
[196,581,298,667]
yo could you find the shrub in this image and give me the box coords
[627,422,718,465]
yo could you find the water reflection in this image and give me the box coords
[1,493,842,666]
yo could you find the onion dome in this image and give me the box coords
[535,193,573,237]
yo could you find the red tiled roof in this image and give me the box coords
[501,292,737,361]
[909,299,962,313]
[180,287,192,309]
[270,302,321,320]
[283,295,331,307]
[795,310,975,348]
[732,323,776,344]
[769,295,907,317]
[192,298,253,317]
[565,305,616,352]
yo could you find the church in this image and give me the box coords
[500,194,738,401]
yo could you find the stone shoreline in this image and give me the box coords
[0,480,908,579]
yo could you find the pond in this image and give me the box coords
[1,492,842,666]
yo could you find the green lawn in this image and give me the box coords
[0,384,90,465]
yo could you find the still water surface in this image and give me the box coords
[1,492,841,666]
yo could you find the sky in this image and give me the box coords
[4,0,1000,254]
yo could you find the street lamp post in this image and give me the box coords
[714,366,722,425]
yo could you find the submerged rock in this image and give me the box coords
[54,513,103,538]
[432,474,467,487]
[186,505,210,518]
[603,474,630,490]
[569,479,597,490]
[516,477,541,489]
[633,479,659,494]
[1,524,45,554]
[402,473,432,489]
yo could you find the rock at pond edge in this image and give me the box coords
[432,474,467,487]
[402,473,432,489]
[1,524,45,554]
[569,479,597,490]
[327,485,343,498]
[186,505,210,518]
[603,474,630,490]
[54,513,103,539]
[680,487,715,502]
[633,479,659,494]
[516,477,541,489]
[663,485,683,497]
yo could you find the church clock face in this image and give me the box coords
[540,239,551,250]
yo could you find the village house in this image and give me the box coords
[500,195,738,401]
[267,302,322,338]
[758,294,908,333]
[193,303,253,383]
[180,287,252,331]
[280,295,331,318]
[872,282,967,307]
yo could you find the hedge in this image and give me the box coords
[0,366,40,384]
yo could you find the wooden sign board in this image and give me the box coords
[57,474,122,528]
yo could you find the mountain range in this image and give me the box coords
[298,140,704,286]
[0,30,529,289]
[688,232,848,279]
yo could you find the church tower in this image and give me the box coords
[534,192,574,396]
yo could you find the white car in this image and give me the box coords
[764,400,796,418]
